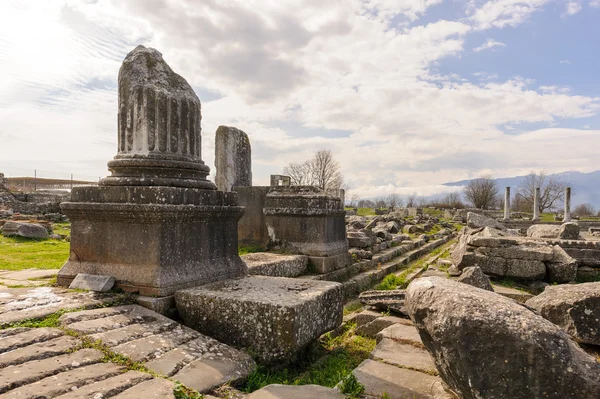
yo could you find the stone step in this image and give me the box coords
[111,325,199,362]
[112,378,176,399]
[0,348,104,394]
[248,384,345,398]
[53,370,152,399]
[376,323,424,348]
[352,359,453,399]
[89,319,179,347]
[355,316,412,339]
[61,306,159,334]
[370,338,437,374]
[0,327,63,353]
[1,362,125,399]
[0,335,80,368]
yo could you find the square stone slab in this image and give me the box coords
[175,276,344,363]
[69,273,116,292]
[242,253,308,278]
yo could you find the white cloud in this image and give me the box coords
[564,1,582,15]
[473,38,506,52]
[468,0,549,30]
[590,0,600,7]
[0,0,598,197]
[560,60,572,64]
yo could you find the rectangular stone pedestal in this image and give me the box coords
[175,276,344,363]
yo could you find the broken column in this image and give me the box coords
[264,185,350,273]
[215,126,252,192]
[58,45,246,296]
[532,187,541,222]
[503,187,510,221]
[563,187,572,222]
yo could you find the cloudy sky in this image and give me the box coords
[1,0,599,198]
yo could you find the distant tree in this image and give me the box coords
[386,193,402,210]
[573,203,595,217]
[282,149,344,194]
[375,197,387,209]
[516,171,568,214]
[463,175,499,209]
[442,192,464,208]
[358,199,375,208]
[406,193,417,208]
[348,191,360,208]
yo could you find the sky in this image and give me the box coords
[1,0,599,199]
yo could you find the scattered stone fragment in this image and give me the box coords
[406,277,600,399]
[526,282,600,346]
[358,289,406,315]
[456,266,493,291]
[447,265,461,277]
[466,212,506,231]
[1,221,48,239]
[558,222,580,240]
[69,273,116,292]
[527,224,560,239]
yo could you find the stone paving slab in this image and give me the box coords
[0,327,63,353]
[54,370,152,398]
[60,304,256,393]
[248,384,345,398]
[352,359,453,399]
[1,363,125,399]
[0,335,80,367]
[112,378,176,398]
[370,338,437,374]
[0,269,58,280]
[376,323,424,347]
[0,348,104,394]
[0,286,112,327]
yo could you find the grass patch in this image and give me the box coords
[343,301,364,316]
[1,307,85,329]
[423,208,444,218]
[339,373,364,397]
[238,245,265,255]
[241,323,375,393]
[376,274,406,290]
[0,235,70,271]
[576,273,600,283]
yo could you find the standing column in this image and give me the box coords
[503,187,511,221]
[532,187,540,222]
[563,187,572,222]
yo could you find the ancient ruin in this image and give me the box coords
[215,125,252,192]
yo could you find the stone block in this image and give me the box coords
[69,273,116,292]
[248,384,345,399]
[234,186,271,248]
[175,276,343,363]
[135,295,176,317]
[243,252,308,277]
[215,125,252,192]
[308,252,351,274]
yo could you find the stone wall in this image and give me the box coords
[234,186,270,248]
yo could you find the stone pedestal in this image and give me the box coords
[264,186,350,273]
[58,45,246,296]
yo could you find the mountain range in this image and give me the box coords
[443,170,600,210]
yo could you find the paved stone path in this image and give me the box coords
[0,269,58,288]
[0,303,255,398]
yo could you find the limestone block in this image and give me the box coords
[242,252,308,278]
[175,276,344,363]
[69,273,115,292]
[1,221,48,239]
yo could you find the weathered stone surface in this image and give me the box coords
[215,125,252,192]
[546,246,578,283]
[235,186,271,248]
[370,338,436,373]
[347,230,373,248]
[558,222,580,240]
[243,252,308,278]
[352,359,453,399]
[69,273,116,292]
[55,370,152,399]
[375,323,423,347]
[1,221,48,239]
[2,363,125,399]
[384,221,401,234]
[0,327,63,353]
[347,215,367,229]
[466,212,506,230]
[356,316,410,338]
[0,335,80,368]
[526,282,600,345]
[447,265,461,276]
[113,378,176,399]
[0,348,104,394]
[406,277,600,399]
[491,284,534,302]
[59,305,256,393]
[359,290,406,315]
[403,224,422,234]
[135,295,176,317]
[102,45,213,189]
[527,224,560,239]
[248,384,345,399]
[456,266,493,291]
[176,276,343,363]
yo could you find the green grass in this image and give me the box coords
[238,245,265,255]
[576,273,600,283]
[343,301,364,316]
[0,235,70,271]
[241,323,375,393]
[423,208,444,218]
[376,274,407,290]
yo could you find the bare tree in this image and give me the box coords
[282,150,344,195]
[516,171,568,214]
[386,193,401,210]
[375,197,386,209]
[463,175,498,209]
[406,193,417,208]
[442,192,464,208]
[573,203,595,217]
[358,199,374,208]
[348,191,360,208]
